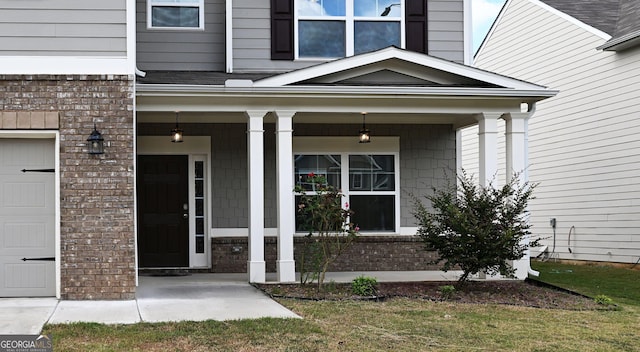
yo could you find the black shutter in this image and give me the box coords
[271,0,294,60]
[405,0,428,54]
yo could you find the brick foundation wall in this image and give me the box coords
[211,236,441,273]
[1,75,135,300]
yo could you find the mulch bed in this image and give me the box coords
[255,279,607,310]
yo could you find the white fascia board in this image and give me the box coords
[527,0,612,40]
[136,83,558,99]
[0,56,134,75]
[253,46,548,91]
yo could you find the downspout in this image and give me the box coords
[525,102,540,277]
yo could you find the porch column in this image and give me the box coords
[246,111,268,283]
[505,112,530,279]
[275,111,296,282]
[477,113,502,187]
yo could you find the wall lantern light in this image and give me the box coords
[87,124,105,155]
[359,112,371,143]
[171,111,184,143]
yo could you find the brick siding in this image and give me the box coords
[211,236,441,273]
[0,75,135,300]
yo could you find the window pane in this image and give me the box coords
[297,0,345,16]
[349,155,395,191]
[355,0,401,17]
[195,161,203,178]
[299,21,345,58]
[354,21,400,55]
[350,195,394,231]
[151,6,199,27]
[295,154,341,190]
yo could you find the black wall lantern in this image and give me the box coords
[87,124,105,155]
[171,111,184,143]
[359,112,371,143]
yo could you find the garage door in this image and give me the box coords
[0,139,55,297]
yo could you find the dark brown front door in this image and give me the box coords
[137,155,189,268]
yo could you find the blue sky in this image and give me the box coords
[472,0,507,51]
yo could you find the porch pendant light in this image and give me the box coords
[171,111,184,143]
[359,112,371,143]
[87,124,105,155]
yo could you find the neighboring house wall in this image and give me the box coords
[136,0,226,71]
[138,122,455,228]
[0,1,127,56]
[468,0,640,263]
[232,0,465,72]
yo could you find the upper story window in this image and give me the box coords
[147,0,205,30]
[296,0,404,58]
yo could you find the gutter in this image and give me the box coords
[597,30,640,51]
[135,83,558,100]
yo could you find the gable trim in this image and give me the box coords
[253,47,548,91]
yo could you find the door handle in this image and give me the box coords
[183,203,188,218]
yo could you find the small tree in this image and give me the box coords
[413,172,539,284]
[295,173,358,290]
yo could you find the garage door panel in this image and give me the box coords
[0,139,55,297]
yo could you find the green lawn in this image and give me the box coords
[44,262,640,351]
[531,260,640,306]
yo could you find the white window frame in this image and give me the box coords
[147,0,205,30]
[294,0,405,60]
[293,137,401,234]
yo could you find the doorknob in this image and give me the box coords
[183,203,188,218]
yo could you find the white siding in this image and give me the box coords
[0,0,127,56]
[471,0,640,263]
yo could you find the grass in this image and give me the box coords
[531,260,640,306]
[44,262,640,351]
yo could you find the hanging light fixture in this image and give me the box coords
[359,112,371,143]
[87,124,105,155]
[171,111,184,143]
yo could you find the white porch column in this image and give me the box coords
[505,112,530,279]
[477,113,501,187]
[274,111,296,282]
[246,111,268,283]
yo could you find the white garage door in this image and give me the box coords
[0,139,55,297]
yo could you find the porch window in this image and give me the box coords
[148,0,204,30]
[296,0,403,58]
[295,153,398,232]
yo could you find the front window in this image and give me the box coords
[296,0,403,58]
[295,153,398,232]
[147,0,204,30]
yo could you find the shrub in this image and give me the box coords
[413,171,539,284]
[295,173,359,290]
[351,276,378,296]
[439,285,456,300]
[594,294,614,306]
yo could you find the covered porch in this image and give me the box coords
[135,47,556,283]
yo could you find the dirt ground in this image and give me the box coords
[256,279,605,310]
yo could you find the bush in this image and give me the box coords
[351,276,378,296]
[439,285,456,300]
[413,171,539,284]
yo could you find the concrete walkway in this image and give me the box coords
[0,271,462,334]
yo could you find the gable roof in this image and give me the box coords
[538,0,620,35]
[537,0,640,51]
[253,46,549,91]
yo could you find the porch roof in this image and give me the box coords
[136,47,557,129]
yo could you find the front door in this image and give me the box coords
[137,155,189,267]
